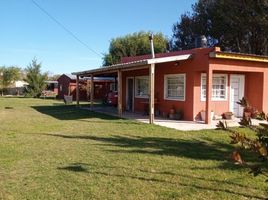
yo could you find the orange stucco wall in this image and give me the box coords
[122,65,195,120]
[119,48,268,122]
[245,72,263,112]
[192,72,233,119]
[121,48,213,121]
[209,59,268,113]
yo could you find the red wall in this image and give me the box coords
[121,48,213,121]
[119,48,268,121]
[57,75,71,99]
[58,74,113,101]
[245,72,263,112]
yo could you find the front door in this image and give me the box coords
[126,78,134,111]
[230,75,245,117]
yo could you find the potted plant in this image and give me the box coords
[169,105,176,114]
[222,112,233,120]
[243,107,252,120]
[175,110,183,120]
[200,110,206,121]
[211,110,214,120]
[200,110,214,121]
[168,106,175,119]
[237,97,252,120]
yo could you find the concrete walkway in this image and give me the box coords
[84,106,265,131]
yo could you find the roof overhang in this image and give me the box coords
[209,52,268,63]
[72,54,192,76]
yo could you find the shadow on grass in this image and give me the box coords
[46,133,233,162]
[58,164,88,172]
[57,162,266,199]
[46,133,266,172]
[31,105,120,121]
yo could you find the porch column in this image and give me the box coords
[90,74,94,110]
[76,75,80,106]
[149,64,155,124]
[117,70,123,117]
[205,69,213,124]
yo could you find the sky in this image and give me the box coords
[0,0,196,75]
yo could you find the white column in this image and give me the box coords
[76,75,79,106]
[90,74,94,110]
[117,70,123,117]
[149,64,155,124]
[205,69,212,124]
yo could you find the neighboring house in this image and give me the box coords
[14,80,28,88]
[4,80,28,95]
[42,81,59,97]
[72,47,268,124]
[57,74,115,101]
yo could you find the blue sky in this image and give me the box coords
[0,0,196,75]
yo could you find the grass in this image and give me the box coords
[0,97,267,199]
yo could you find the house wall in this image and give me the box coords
[193,72,247,119]
[121,54,268,121]
[209,58,268,114]
[122,65,195,120]
[245,72,263,112]
[263,71,268,112]
[57,75,71,99]
[57,75,87,100]
[121,48,213,121]
[122,68,149,112]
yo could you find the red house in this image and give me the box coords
[72,47,268,124]
[57,74,115,101]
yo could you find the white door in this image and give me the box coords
[230,75,245,117]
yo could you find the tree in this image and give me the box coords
[47,74,61,81]
[0,66,20,96]
[171,0,268,55]
[24,58,48,98]
[103,31,169,66]
[217,98,268,182]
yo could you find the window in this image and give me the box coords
[201,74,228,101]
[135,76,149,98]
[164,74,186,101]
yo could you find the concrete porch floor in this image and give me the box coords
[83,106,265,131]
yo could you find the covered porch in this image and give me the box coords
[72,54,192,125]
[82,105,264,131]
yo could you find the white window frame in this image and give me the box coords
[201,73,228,101]
[164,74,186,101]
[135,76,149,98]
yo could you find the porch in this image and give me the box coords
[83,106,263,131]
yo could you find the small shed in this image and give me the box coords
[57,74,115,101]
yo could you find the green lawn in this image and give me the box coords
[0,97,267,199]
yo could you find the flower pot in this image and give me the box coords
[170,108,175,114]
[200,111,214,121]
[162,112,168,118]
[200,111,206,121]
[169,113,176,120]
[211,111,214,120]
[222,112,233,120]
[244,111,251,120]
